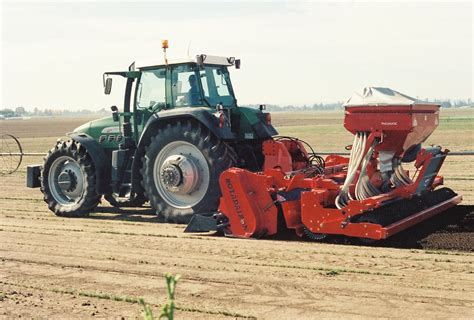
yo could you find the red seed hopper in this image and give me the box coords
[186,87,462,242]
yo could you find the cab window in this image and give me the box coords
[137,68,166,109]
[171,64,203,107]
[199,66,235,107]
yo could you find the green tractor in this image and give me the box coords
[27,53,276,223]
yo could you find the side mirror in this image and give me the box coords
[235,59,241,69]
[104,78,113,95]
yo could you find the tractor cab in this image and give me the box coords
[104,54,240,112]
[135,56,238,112]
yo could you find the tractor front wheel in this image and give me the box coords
[141,120,235,223]
[41,140,100,217]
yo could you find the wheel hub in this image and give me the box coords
[160,155,200,194]
[57,169,77,192]
[161,165,182,188]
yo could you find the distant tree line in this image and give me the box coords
[0,98,472,118]
[245,98,472,112]
[0,107,109,118]
[245,102,345,112]
[428,98,472,109]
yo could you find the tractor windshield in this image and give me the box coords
[137,68,167,109]
[199,66,236,107]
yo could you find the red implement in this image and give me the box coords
[210,89,462,242]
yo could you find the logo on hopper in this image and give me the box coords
[225,178,248,231]
[381,122,398,126]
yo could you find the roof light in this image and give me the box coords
[162,40,169,65]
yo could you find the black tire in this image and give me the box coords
[104,192,147,208]
[141,120,235,224]
[41,140,100,217]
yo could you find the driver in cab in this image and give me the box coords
[185,74,201,105]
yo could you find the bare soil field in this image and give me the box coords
[1,110,473,319]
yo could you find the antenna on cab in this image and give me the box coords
[187,41,192,59]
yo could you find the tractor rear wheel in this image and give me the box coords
[141,120,235,223]
[41,140,100,217]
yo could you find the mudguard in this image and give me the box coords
[140,107,236,145]
[255,112,278,137]
[68,133,111,194]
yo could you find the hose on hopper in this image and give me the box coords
[336,132,369,208]
[335,132,384,208]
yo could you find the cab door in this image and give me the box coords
[133,67,168,140]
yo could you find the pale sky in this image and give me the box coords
[1,1,472,110]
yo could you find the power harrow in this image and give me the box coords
[186,88,462,242]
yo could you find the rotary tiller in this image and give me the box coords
[186,89,462,242]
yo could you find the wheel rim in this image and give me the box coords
[153,141,210,209]
[48,156,85,206]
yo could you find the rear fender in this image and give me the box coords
[139,107,235,147]
[68,133,110,194]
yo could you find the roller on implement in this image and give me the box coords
[185,87,462,242]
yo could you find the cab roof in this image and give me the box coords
[137,54,238,70]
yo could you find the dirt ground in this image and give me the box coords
[1,171,473,319]
[1,112,473,318]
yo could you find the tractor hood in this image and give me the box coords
[72,121,91,134]
[72,116,118,136]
